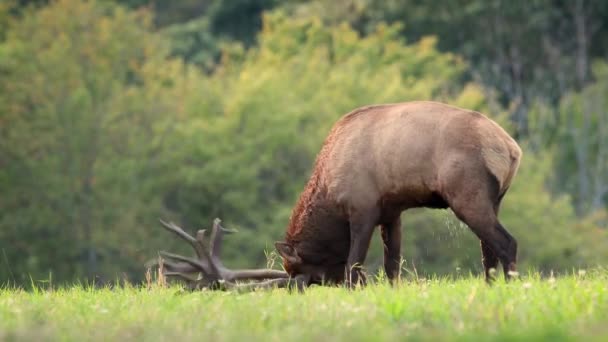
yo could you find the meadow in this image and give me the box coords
[1,270,607,341]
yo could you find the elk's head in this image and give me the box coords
[274,241,346,284]
[274,241,301,275]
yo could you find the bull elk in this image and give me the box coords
[152,101,522,290]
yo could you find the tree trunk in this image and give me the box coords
[573,0,589,88]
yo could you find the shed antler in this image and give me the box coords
[149,218,307,291]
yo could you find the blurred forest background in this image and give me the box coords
[1,0,608,286]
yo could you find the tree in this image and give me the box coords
[114,0,280,69]
[0,0,198,283]
[554,62,608,215]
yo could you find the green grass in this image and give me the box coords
[1,270,607,341]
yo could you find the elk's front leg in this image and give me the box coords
[345,208,379,288]
[381,217,402,283]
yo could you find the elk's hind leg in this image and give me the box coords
[481,240,499,283]
[444,170,517,281]
[451,201,517,281]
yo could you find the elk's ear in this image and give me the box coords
[274,242,301,264]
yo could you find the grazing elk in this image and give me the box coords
[153,101,522,290]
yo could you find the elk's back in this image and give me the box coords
[320,101,521,210]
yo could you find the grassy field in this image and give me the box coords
[1,270,607,341]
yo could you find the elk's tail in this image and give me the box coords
[479,124,522,196]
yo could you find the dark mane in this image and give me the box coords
[285,104,384,241]
[285,138,331,241]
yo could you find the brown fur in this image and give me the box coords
[276,101,522,286]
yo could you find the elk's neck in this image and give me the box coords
[285,171,347,244]
[286,172,321,240]
[285,130,349,249]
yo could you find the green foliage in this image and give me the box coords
[1,272,608,340]
[1,0,607,286]
[0,0,198,282]
[206,0,278,45]
[117,0,280,69]
[112,0,211,27]
[162,16,221,71]
[499,147,608,271]
[553,62,608,215]
[0,2,11,41]
[526,61,608,216]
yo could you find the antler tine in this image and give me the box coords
[226,269,289,281]
[159,251,212,276]
[158,219,206,259]
[209,218,237,265]
[162,261,200,274]
[154,217,305,291]
[196,229,206,245]
[156,219,227,287]
[205,218,291,283]
[145,258,200,274]
[227,274,309,293]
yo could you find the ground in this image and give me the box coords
[1,270,607,341]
